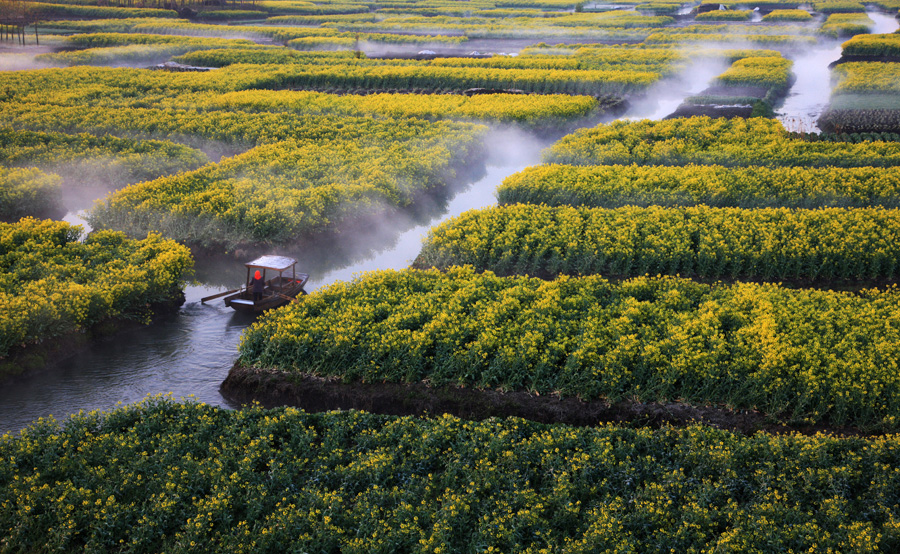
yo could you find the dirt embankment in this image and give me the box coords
[221,364,870,437]
[830,55,900,68]
[408,259,900,294]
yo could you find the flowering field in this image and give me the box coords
[173,54,663,95]
[0,218,192,366]
[497,163,900,208]
[0,127,209,188]
[88,126,484,247]
[545,117,900,167]
[415,204,900,283]
[42,17,463,44]
[832,62,900,96]
[841,32,900,57]
[36,39,269,67]
[0,167,61,221]
[3,0,900,548]
[0,125,206,220]
[762,9,813,21]
[714,55,793,92]
[239,267,900,430]
[0,93,487,151]
[822,13,874,37]
[193,90,601,126]
[817,29,900,130]
[3,398,900,553]
[0,57,611,247]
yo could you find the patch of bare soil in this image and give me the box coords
[830,55,900,67]
[221,364,870,436]
[696,84,769,98]
[665,104,754,119]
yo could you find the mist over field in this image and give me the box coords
[623,54,729,119]
[0,50,54,71]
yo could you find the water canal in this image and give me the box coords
[776,11,899,132]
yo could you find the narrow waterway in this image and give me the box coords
[775,40,844,133]
[623,58,730,121]
[869,10,900,35]
[776,10,900,132]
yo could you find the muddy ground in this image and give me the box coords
[222,364,873,437]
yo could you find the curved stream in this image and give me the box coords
[0,128,552,433]
[2,23,888,432]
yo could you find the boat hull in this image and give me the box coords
[224,273,309,313]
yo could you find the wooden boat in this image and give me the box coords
[215,255,309,313]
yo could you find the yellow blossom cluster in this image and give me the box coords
[0,218,192,360]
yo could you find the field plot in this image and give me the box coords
[88,125,484,248]
[415,204,900,284]
[3,398,900,553]
[238,267,900,430]
[0,65,495,248]
[820,53,900,133]
[0,166,61,221]
[497,163,900,208]
[0,125,208,221]
[546,116,900,166]
[0,53,647,247]
[0,127,208,186]
[34,34,273,66]
[671,51,793,117]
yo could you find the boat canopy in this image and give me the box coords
[245,255,297,272]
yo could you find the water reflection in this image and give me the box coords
[0,295,254,433]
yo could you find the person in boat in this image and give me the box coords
[251,270,265,302]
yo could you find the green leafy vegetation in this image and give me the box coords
[240,267,900,429]
[0,218,192,361]
[4,398,900,553]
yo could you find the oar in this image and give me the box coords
[201,288,241,304]
[276,293,302,304]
